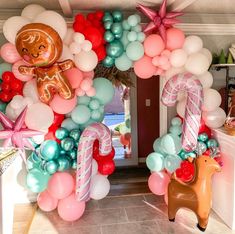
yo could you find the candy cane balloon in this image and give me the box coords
[76,123,112,202]
[161,73,203,152]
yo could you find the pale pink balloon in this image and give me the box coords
[80,79,92,91]
[86,87,96,97]
[75,88,86,96]
[47,172,74,200]
[82,70,94,79]
[144,34,165,57]
[57,193,86,222]
[0,43,21,63]
[12,60,33,82]
[148,172,170,195]
[134,55,157,79]
[37,190,58,212]
[49,94,77,114]
[166,28,185,51]
[63,68,83,89]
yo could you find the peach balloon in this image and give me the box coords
[166,28,185,51]
[134,55,157,79]
[12,60,33,82]
[144,34,165,57]
[50,94,77,114]
[83,70,94,79]
[0,43,21,63]
[37,190,58,212]
[63,68,83,89]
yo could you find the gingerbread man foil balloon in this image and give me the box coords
[15,23,74,104]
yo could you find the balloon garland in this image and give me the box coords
[0,0,226,223]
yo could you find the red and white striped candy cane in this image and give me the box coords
[161,73,203,152]
[76,122,112,202]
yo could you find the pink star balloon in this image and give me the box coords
[137,0,183,42]
[0,107,43,162]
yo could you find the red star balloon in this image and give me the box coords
[137,0,183,41]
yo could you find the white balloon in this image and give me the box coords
[200,48,212,65]
[202,107,226,129]
[90,174,110,200]
[202,88,222,112]
[63,28,74,45]
[5,104,17,120]
[197,72,213,89]
[69,42,81,54]
[23,79,39,103]
[170,49,188,68]
[92,159,98,176]
[32,135,45,144]
[185,53,210,75]
[74,50,98,72]
[176,98,186,118]
[73,33,85,44]
[3,16,30,44]
[58,45,74,62]
[82,40,92,52]
[21,4,46,20]
[183,36,203,54]
[164,66,185,81]
[33,11,67,39]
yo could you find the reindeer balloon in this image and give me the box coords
[15,23,74,104]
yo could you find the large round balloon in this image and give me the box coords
[71,105,91,124]
[21,4,46,20]
[37,190,58,212]
[148,172,170,195]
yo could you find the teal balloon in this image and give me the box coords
[106,40,124,58]
[71,105,91,124]
[104,31,115,43]
[198,133,209,142]
[120,31,130,50]
[40,140,60,161]
[104,20,113,30]
[0,63,12,77]
[61,118,79,131]
[57,156,71,171]
[169,125,182,136]
[137,32,145,42]
[196,141,207,154]
[127,31,137,42]
[146,152,164,172]
[78,96,91,105]
[153,138,165,155]
[103,12,113,22]
[112,10,123,22]
[91,109,102,120]
[69,129,80,141]
[0,101,7,113]
[79,118,97,130]
[122,20,131,30]
[178,149,186,160]
[72,159,77,169]
[60,149,67,156]
[115,53,132,71]
[114,32,123,39]
[161,134,182,155]
[126,41,144,61]
[93,78,114,105]
[206,139,218,148]
[45,160,59,174]
[102,56,115,67]
[55,127,69,140]
[111,22,123,35]
[164,155,182,173]
[132,25,141,33]
[171,117,182,126]
[61,137,75,151]
[27,153,40,170]
[26,168,50,193]
[30,151,42,163]
[127,15,139,27]
[89,99,100,110]
[69,150,77,160]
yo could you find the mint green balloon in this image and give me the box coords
[69,129,80,141]
[126,41,144,61]
[45,160,59,174]
[132,25,141,32]
[127,15,138,27]
[127,31,137,42]
[61,137,75,151]
[89,99,100,110]
[169,125,182,136]
[161,134,182,155]
[111,23,123,35]
[102,56,115,67]
[104,20,113,30]
[93,78,114,105]
[112,10,123,22]
[171,117,182,126]
[164,155,182,173]
[91,109,102,120]
[55,127,69,140]
[80,118,97,130]
[106,40,124,58]
[104,31,115,42]
[26,168,50,193]
[137,32,145,42]
[57,156,71,171]
[122,20,131,30]
[0,63,12,77]
[146,152,164,172]
[78,96,91,105]
[120,31,130,50]
[71,105,91,124]
[27,153,40,170]
[153,138,165,155]
[61,118,79,131]
[40,140,60,161]
[115,53,132,71]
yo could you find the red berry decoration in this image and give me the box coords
[176,161,195,182]
[98,159,115,175]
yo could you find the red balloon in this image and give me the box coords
[94,46,106,61]
[2,71,15,83]
[10,79,23,91]
[98,159,115,175]
[1,83,11,92]
[73,22,85,33]
[0,91,12,102]
[83,27,102,49]
[87,13,95,21]
[120,133,131,146]
[93,140,115,161]
[176,161,195,183]
[75,14,86,23]
[53,113,65,126]
[95,11,104,20]
[204,149,211,156]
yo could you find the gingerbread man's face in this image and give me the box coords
[16,23,62,67]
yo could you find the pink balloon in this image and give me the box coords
[148,171,170,196]
[12,60,33,82]
[80,79,92,91]
[37,190,58,212]
[166,28,185,51]
[57,193,86,222]
[63,68,83,89]
[83,70,94,79]
[144,34,165,57]
[49,94,77,114]
[86,87,96,97]
[0,43,21,63]
[134,55,157,79]
[47,172,74,200]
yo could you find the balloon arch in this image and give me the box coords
[0,1,225,222]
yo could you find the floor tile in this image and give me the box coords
[143,194,165,205]
[86,199,100,211]
[101,221,159,234]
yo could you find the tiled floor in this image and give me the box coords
[25,194,235,234]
